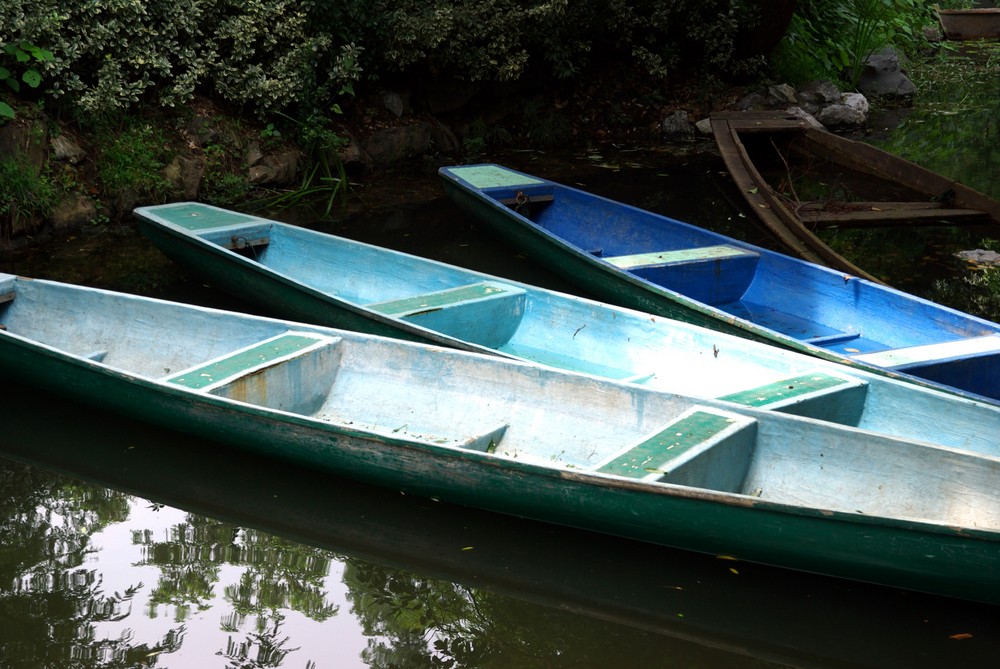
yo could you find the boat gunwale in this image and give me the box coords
[439,163,1000,405]
[2,279,998,544]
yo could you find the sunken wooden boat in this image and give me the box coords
[709,110,1000,282]
[437,163,1000,402]
[1,273,1000,603]
[938,7,1000,40]
[135,202,1000,453]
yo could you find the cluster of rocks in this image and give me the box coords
[663,47,917,138]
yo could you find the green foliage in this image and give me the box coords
[0,156,56,238]
[93,120,170,200]
[2,1,762,122]
[0,40,53,120]
[1,0,362,117]
[774,0,935,87]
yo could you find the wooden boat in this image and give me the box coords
[438,163,1000,402]
[938,7,1000,40]
[5,390,998,668]
[709,111,1000,282]
[135,201,1000,454]
[2,273,1000,603]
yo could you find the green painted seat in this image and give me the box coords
[366,282,526,348]
[595,407,756,492]
[718,372,868,424]
[165,331,342,415]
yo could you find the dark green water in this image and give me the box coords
[2,137,1000,664]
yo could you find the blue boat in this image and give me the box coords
[133,202,1000,456]
[438,163,1000,402]
[2,273,1000,603]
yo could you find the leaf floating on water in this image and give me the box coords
[729,567,739,575]
[949,633,973,640]
[845,347,860,353]
[461,546,475,551]
[716,555,740,561]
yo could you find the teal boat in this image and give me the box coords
[438,163,1000,402]
[1,273,999,603]
[134,201,1000,456]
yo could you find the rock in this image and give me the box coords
[857,48,916,98]
[767,83,797,104]
[244,140,264,168]
[956,249,1000,267]
[796,80,842,114]
[695,117,714,135]
[381,90,411,118]
[51,134,86,164]
[248,148,300,185]
[163,156,205,199]
[817,93,869,127]
[361,123,434,165]
[784,107,826,129]
[660,111,695,138]
[50,195,98,229]
[736,91,768,111]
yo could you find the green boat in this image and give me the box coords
[1,273,999,603]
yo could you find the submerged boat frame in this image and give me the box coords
[710,111,1000,282]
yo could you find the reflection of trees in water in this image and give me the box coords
[342,558,680,669]
[0,459,182,666]
[0,457,340,667]
[135,516,338,667]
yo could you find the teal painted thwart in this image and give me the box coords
[438,163,1000,403]
[134,201,1000,459]
[2,272,1000,603]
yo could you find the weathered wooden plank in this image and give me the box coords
[800,204,989,228]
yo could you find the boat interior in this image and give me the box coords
[468,177,1000,398]
[4,273,1000,529]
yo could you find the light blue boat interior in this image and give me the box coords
[444,165,1000,400]
[4,273,1000,533]
[127,202,1000,458]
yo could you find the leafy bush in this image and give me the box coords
[1,0,762,119]
[773,0,936,87]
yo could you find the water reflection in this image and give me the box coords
[1,386,999,667]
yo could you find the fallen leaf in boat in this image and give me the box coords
[758,203,770,209]
[716,555,740,561]
[845,347,860,352]
[748,187,759,194]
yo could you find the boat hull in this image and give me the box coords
[1,333,998,604]
[438,163,1000,403]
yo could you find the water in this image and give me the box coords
[2,121,1000,665]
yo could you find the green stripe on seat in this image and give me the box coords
[368,283,512,316]
[598,411,735,479]
[167,334,319,389]
[156,203,257,231]
[718,373,850,407]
